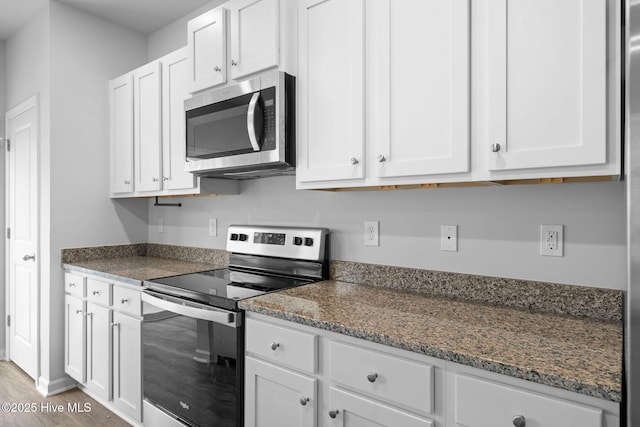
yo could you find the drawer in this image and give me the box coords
[246,318,317,374]
[112,285,141,316]
[330,341,434,415]
[454,374,602,427]
[86,278,111,306]
[65,272,85,297]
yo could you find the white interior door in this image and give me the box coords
[6,95,39,380]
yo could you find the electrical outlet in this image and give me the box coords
[441,225,457,252]
[158,218,164,233]
[540,225,563,257]
[209,219,217,237]
[364,221,379,246]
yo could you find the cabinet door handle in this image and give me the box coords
[270,342,280,351]
[490,143,501,153]
[512,415,526,427]
[75,309,83,314]
[163,176,169,181]
[214,66,221,72]
[231,60,238,67]
[124,180,130,185]
[69,283,76,287]
[299,396,310,406]
[92,291,100,295]
[121,298,129,304]
[377,155,386,163]
[329,409,340,419]
[350,157,359,165]
[22,254,36,261]
[367,372,378,383]
[152,177,158,182]
[111,323,119,328]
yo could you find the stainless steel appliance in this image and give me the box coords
[184,71,295,179]
[141,225,329,427]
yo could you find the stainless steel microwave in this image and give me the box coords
[184,71,295,178]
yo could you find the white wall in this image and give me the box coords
[46,0,149,389]
[148,177,627,290]
[147,0,224,61]
[5,3,51,382]
[0,41,5,358]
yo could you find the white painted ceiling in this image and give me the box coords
[0,0,219,41]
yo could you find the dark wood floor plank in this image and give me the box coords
[0,361,130,427]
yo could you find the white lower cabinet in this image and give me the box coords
[64,272,142,424]
[245,313,620,427]
[245,356,317,427]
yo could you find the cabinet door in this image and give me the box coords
[109,74,134,194]
[245,356,317,427]
[86,303,111,401]
[64,295,85,383]
[297,0,365,183]
[453,374,602,427]
[162,48,197,191]
[113,311,142,421]
[327,388,433,427]
[133,61,162,193]
[188,7,227,93]
[486,0,606,172]
[229,0,279,80]
[371,0,469,178]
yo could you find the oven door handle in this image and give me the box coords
[142,290,241,327]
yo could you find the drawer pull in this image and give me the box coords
[75,309,83,314]
[512,415,526,427]
[270,342,280,351]
[329,409,339,419]
[121,298,129,304]
[92,291,100,295]
[69,283,76,287]
[367,372,378,383]
[299,397,309,406]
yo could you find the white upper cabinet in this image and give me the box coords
[162,47,197,191]
[229,0,279,80]
[109,74,134,194]
[296,0,366,183]
[371,0,470,179]
[485,0,607,173]
[188,7,227,93]
[133,61,162,193]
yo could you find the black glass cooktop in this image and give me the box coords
[144,268,313,311]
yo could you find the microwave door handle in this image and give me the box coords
[247,92,261,151]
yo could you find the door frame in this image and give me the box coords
[5,94,40,385]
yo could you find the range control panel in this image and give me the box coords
[227,225,328,262]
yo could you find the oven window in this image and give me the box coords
[143,308,242,427]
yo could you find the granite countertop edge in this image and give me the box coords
[63,263,143,286]
[239,301,621,403]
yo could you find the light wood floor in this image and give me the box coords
[0,361,130,427]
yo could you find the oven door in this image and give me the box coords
[142,290,243,427]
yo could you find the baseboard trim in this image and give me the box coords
[37,375,77,397]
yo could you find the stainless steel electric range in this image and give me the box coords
[141,225,329,427]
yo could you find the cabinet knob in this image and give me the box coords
[299,396,310,406]
[377,155,386,163]
[75,309,83,314]
[121,298,129,304]
[350,157,359,165]
[214,66,221,72]
[512,415,526,427]
[124,179,131,185]
[92,291,100,295]
[231,60,238,66]
[22,254,36,261]
[490,143,501,153]
[270,342,280,351]
[69,283,76,287]
[152,177,158,182]
[163,176,169,181]
[329,409,340,419]
[111,323,119,328]
[367,372,378,383]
